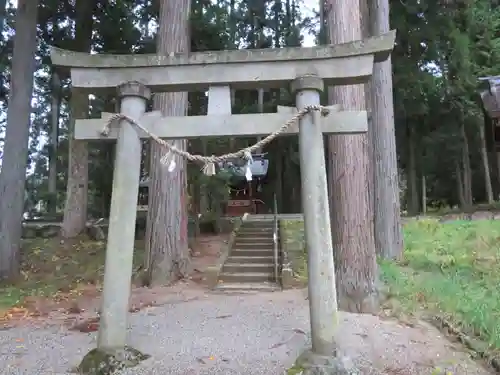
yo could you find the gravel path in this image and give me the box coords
[0,289,493,375]
[2,290,309,375]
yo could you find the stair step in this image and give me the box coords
[233,243,273,248]
[228,256,274,263]
[223,263,274,273]
[214,282,281,292]
[239,229,273,233]
[234,236,274,245]
[232,245,273,251]
[239,228,273,233]
[238,227,274,232]
[233,241,274,247]
[241,223,274,229]
[237,232,274,238]
[218,272,274,283]
[231,249,274,257]
[235,236,274,241]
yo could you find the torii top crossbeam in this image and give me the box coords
[50,31,396,93]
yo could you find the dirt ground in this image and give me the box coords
[0,234,227,331]
[0,233,495,374]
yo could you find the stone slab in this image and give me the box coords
[50,31,396,92]
[75,109,368,140]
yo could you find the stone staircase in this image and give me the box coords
[215,219,281,292]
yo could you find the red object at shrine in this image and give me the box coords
[221,153,269,216]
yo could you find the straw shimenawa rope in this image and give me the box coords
[101,105,330,175]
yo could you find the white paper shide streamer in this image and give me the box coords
[243,150,253,181]
[160,150,177,173]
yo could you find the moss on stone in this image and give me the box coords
[287,363,305,375]
[77,346,150,375]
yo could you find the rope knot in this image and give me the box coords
[101,113,127,136]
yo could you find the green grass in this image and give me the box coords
[280,217,500,356]
[405,202,500,216]
[381,218,500,353]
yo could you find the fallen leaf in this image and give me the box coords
[215,314,232,319]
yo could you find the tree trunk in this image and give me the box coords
[61,0,93,237]
[496,151,500,198]
[369,0,403,259]
[274,140,284,213]
[144,0,191,286]
[460,121,473,208]
[490,151,499,199]
[199,140,209,214]
[256,88,264,152]
[483,110,499,197]
[0,0,7,30]
[478,121,493,203]
[318,0,326,44]
[325,0,379,314]
[359,0,374,221]
[456,160,466,207]
[228,0,236,150]
[48,71,61,214]
[407,124,419,215]
[255,2,266,151]
[0,0,39,280]
[421,175,427,215]
[494,120,500,197]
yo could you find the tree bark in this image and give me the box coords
[490,150,499,199]
[456,160,466,207]
[359,0,374,222]
[144,0,191,286]
[369,0,403,259]
[274,140,284,213]
[325,0,379,314]
[496,151,500,197]
[460,121,473,208]
[421,175,427,215]
[61,0,93,237]
[0,0,39,280]
[494,120,500,197]
[256,88,264,152]
[0,0,7,30]
[478,121,493,203]
[228,0,236,150]
[48,71,61,214]
[199,140,209,214]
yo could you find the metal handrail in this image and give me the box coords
[272,193,278,283]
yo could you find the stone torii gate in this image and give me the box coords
[51,31,395,373]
